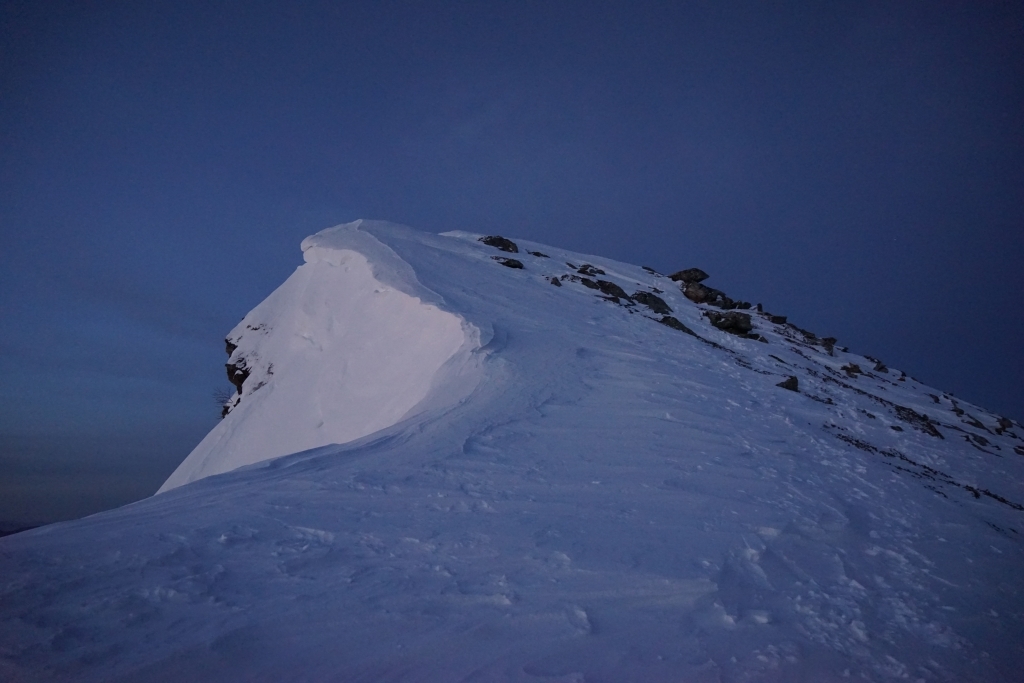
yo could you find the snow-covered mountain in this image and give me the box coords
[3,220,1023,682]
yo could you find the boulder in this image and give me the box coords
[479,235,519,253]
[669,268,709,283]
[595,280,631,301]
[549,277,562,287]
[528,250,549,258]
[705,311,753,335]
[632,291,672,315]
[682,282,739,309]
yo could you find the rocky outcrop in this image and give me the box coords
[595,280,631,301]
[777,376,799,391]
[841,363,863,378]
[669,268,709,283]
[681,282,751,310]
[658,316,697,335]
[894,405,944,439]
[632,291,672,315]
[577,264,605,276]
[705,311,753,335]
[492,256,524,269]
[226,359,250,394]
[479,235,519,253]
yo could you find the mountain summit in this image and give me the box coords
[3,220,1023,681]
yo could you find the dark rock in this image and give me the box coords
[491,256,524,269]
[756,303,763,312]
[225,339,238,356]
[736,302,752,310]
[776,376,799,391]
[669,268,709,283]
[743,333,768,343]
[841,363,863,377]
[682,282,739,309]
[479,235,519,253]
[891,425,904,431]
[873,361,888,373]
[962,413,988,431]
[1015,446,1024,456]
[659,316,697,335]
[642,266,661,275]
[894,405,943,439]
[820,337,837,354]
[226,360,250,394]
[967,433,991,448]
[579,278,601,290]
[997,417,1013,430]
[528,251,549,258]
[682,282,717,304]
[632,291,672,315]
[766,314,786,324]
[549,277,561,287]
[577,264,605,276]
[595,280,631,300]
[705,311,753,335]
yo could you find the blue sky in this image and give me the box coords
[2,0,1022,526]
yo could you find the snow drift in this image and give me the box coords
[2,220,1024,682]
[159,222,477,491]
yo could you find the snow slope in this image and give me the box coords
[2,220,1023,682]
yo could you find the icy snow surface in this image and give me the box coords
[3,219,1024,682]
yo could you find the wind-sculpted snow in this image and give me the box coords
[2,220,1023,681]
[159,223,476,491]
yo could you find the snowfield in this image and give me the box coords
[2,220,1023,682]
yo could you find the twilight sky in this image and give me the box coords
[2,0,1022,527]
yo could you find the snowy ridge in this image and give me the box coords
[2,220,1024,682]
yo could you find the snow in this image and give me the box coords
[159,222,476,491]
[3,220,1024,681]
